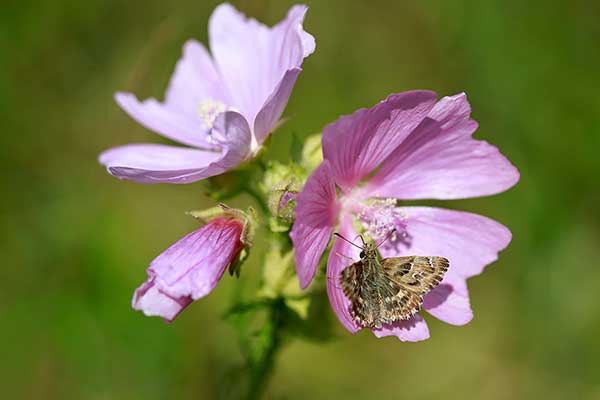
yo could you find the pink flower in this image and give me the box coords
[100,3,315,184]
[133,216,244,321]
[290,91,519,341]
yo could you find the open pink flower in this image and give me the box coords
[290,91,519,341]
[100,3,315,184]
[133,216,244,321]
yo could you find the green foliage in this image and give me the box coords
[2,0,599,399]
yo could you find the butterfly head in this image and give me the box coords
[359,241,378,260]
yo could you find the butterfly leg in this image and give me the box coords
[335,252,355,263]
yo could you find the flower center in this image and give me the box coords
[198,99,228,130]
[355,198,409,246]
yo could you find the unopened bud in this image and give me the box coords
[187,203,258,276]
[267,178,301,224]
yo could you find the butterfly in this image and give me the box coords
[335,233,449,329]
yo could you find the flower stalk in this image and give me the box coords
[220,161,299,399]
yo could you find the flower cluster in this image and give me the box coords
[101,3,519,344]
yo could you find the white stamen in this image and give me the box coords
[198,99,228,129]
[355,198,408,246]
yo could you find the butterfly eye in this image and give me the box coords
[359,251,365,258]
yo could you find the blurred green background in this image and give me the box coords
[2,0,599,398]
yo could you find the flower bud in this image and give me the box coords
[267,178,301,225]
[132,204,257,321]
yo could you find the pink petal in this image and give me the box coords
[390,206,512,279]
[325,215,361,334]
[254,67,301,143]
[100,111,251,184]
[208,4,314,126]
[366,93,520,199]
[375,206,509,326]
[422,271,473,326]
[371,314,430,342]
[115,92,217,150]
[131,277,192,322]
[290,161,338,289]
[164,39,229,117]
[322,91,437,192]
[132,217,244,321]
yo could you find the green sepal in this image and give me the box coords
[261,161,303,230]
[228,247,249,277]
[300,133,323,172]
[258,245,312,319]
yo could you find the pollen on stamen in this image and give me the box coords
[197,99,228,130]
[356,198,409,246]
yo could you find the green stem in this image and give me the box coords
[246,299,284,400]
[243,185,270,215]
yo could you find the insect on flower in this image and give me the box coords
[335,231,448,329]
[291,91,520,341]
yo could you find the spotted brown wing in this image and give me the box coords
[340,259,387,328]
[381,256,449,295]
[339,256,449,328]
[378,256,449,322]
[339,260,363,301]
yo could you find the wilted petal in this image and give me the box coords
[326,215,361,334]
[115,92,217,149]
[366,93,520,199]
[290,161,338,288]
[209,4,314,125]
[393,206,512,279]
[132,217,244,321]
[371,314,430,342]
[322,91,436,192]
[164,40,228,117]
[100,112,251,184]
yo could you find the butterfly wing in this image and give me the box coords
[379,256,449,322]
[340,261,381,328]
[340,261,362,301]
[340,256,450,327]
[381,256,449,295]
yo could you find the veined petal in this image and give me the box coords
[322,91,437,192]
[326,215,361,334]
[115,92,216,149]
[290,161,338,289]
[164,40,230,116]
[371,314,430,342]
[389,206,512,279]
[132,217,244,321]
[366,93,520,199]
[100,112,251,184]
[209,4,314,125]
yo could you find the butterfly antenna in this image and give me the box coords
[333,233,363,250]
[376,228,397,248]
[358,235,366,246]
